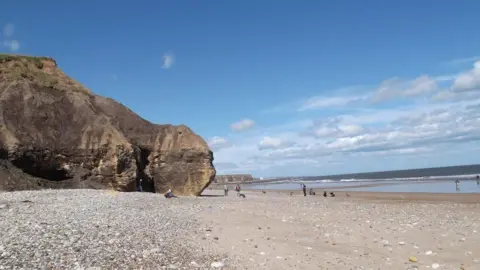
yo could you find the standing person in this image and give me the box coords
[224,185,229,196]
[302,183,307,197]
[235,184,241,193]
[476,175,479,186]
[138,179,143,192]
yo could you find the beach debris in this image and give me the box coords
[210,261,225,268]
[425,250,433,255]
[398,241,405,245]
[213,236,219,240]
[409,256,418,262]
[380,239,390,246]
[431,263,439,269]
[276,256,283,259]
[167,263,178,269]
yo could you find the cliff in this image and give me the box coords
[0,54,216,195]
[214,174,254,184]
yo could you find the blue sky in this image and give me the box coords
[2,1,480,177]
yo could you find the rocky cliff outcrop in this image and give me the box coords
[0,54,216,195]
[214,174,254,184]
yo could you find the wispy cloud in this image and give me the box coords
[1,23,20,52]
[3,23,14,37]
[445,56,480,66]
[162,52,175,69]
[230,118,255,132]
[2,40,20,52]
[452,61,480,92]
[207,136,232,151]
[210,58,480,176]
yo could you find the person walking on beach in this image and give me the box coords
[224,185,229,196]
[302,183,307,196]
[476,175,479,186]
[235,184,241,193]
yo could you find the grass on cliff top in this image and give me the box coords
[0,53,91,95]
[0,54,54,69]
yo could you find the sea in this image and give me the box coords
[243,174,480,194]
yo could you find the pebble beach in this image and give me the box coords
[1,189,479,269]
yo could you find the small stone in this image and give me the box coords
[254,245,258,248]
[276,256,283,259]
[398,241,405,245]
[409,256,418,262]
[0,204,7,209]
[425,250,433,255]
[431,263,439,269]
[190,261,200,267]
[213,237,219,240]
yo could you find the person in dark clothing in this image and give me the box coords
[164,189,178,199]
[323,191,327,197]
[477,175,479,186]
[302,184,307,196]
[138,179,143,192]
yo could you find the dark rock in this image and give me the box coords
[0,55,215,195]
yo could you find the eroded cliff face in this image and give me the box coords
[0,54,216,195]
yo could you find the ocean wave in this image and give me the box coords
[254,173,480,185]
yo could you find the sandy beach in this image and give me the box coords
[1,189,479,269]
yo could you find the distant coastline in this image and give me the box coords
[244,164,480,184]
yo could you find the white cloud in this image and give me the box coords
[3,23,14,37]
[207,136,232,151]
[230,118,255,132]
[299,95,366,111]
[452,61,480,92]
[3,40,20,52]
[304,117,363,138]
[403,75,438,96]
[162,52,175,69]
[1,23,20,52]
[258,136,293,150]
[211,57,480,176]
[372,75,439,102]
[446,56,480,66]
